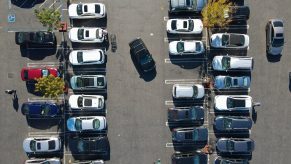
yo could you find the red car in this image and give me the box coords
[21,67,61,81]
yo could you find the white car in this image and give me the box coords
[69,27,106,43]
[25,158,61,164]
[212,55,253,71]
[23,137,61,153]
[67,116,107,132]
[68,3,106,19]
[69,94,104,110]
[172,84,204,99]
[169,40,204,55]
[69,49,105,65]
[214,95,252,113]
[210,33,249,49]
[166,19,203,34]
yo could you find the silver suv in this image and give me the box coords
[266,19,284,55]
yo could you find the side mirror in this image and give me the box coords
[253,102,261,107]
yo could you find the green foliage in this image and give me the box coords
[35,75,65,100]
[202,0,234,28]
[34,8,61,32]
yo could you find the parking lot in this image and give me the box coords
[1,0,291,163]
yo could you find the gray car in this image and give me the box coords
[266,19,284,55]
[214,116,252,132]
[172,127,208,144]
[216,138,255,154]
[70,75,106,91]
[214,75,250,90]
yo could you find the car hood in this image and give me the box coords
[184,41,196,52]
[68,28,79,41]
[212,56,223,70]
[67,117,77,131]
[69,95,80,109]
[169,41,178,54]
[196,84,205,98]
[211,33,223,47]
[23,138,33,152]
[230,57,253,69]
[232,118,253,129]
[193,19,203,33]
[214,96,228,110]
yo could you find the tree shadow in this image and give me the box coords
[169,54,205,69]
[71,16,107,28]
[26,81,43,96]
[26,117,62,130]
[11,0,44,8]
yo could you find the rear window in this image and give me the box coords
[95,4,101,13]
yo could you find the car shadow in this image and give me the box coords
[71,40,109,52]
[167,33,203,41]
[173,98,204,107]
[26,81,43,96]
[26,117,63,130]
[266,53,281,62]
[20,44,57,60]
[11,0,44,8]
[169,53,205,69]
[71,16,107,28]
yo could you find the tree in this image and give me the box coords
[35,75,65,100]
[201,0,234,28]
[34,8,61,31]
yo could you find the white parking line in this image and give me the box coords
[56,4,62,10]
[49,0,58,8]
[165,79,203,84]
[27,97,64,102]
[27,62,60,67]
[165,100,206,106]
[164,58,207,64]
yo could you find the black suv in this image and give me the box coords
[129,38,156,72]
[15,31,56,45]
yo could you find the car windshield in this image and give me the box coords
[95,4,101,13]
[40,105,51,116]
[272,38,284,47]
[75,119,82,131]
[41,69,49,77]
[226,140,235,151]
[98,98,102,108]
[191,108,197,119]
[77,96,83,107]
[192,85,198,97]
[177,42,184,53]
[93,119,100,129]
[222,34,230,46]
[76,77,84,87]
[224,76,232,88]
[223,118,232,129]
[171,20,177,30]
[30,140,36,152]
[96,29,102,39]
[77,51,83,63]
[77,4,83,15]
[188,20,194,31]
[243,77,248,86]
[273,21,283,27]
[97,77,105,87]
[221,56,230,70]
[78,29,84,40]
[193,129,199,141]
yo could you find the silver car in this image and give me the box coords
[212,55,254,71]
[266,19,284,55]
[214,75,251,89]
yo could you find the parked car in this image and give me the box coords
[68,3,106,19]
[172,127,208,144]
[69,95,105,110]
[214,157,249,164]
[25,158,61,164]
[210,33,249,49]
[169,40,204,55]
[214,116,252,132]
[172,84,204,99]
[266,19,284,55]
[169,0,207,13]
[224,6,250,21]
[21,102,60,118]
[168,106,204,125]
[214,95,253,113]
[129,38,156,72]
[69,49,105,65]
[67,116,107,132]
[214,75,251,90]
[171,152,207,163]
[23,136,61,153]
[21,67,60,81]
[70,75,106,90]
[68,137,109,156]
[212,56,254,71]
[69,27,106,43]
[216,138,255,154]
[166,19,203,34]
[15,31,56,45]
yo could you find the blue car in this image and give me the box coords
[21,102,60,118]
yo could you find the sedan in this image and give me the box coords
[21,67,60,81]
[68,3,106,19]
[169,40,204,55]
[214,116,252,132]
[210,33,249,49]
[68,137,109,156]
[214,157,249,164]
[168,106,204,125]
[69,95,105,110]
[216,138,255,154]
[212,55,254,71]
[16,31,55,45]
[21,101,60,118]
[67,116,107,132]
[214,95,252,113]
[23,136,61,153]
[25,158,61,164]
[214,75,251,90]
[171,152,207,164]
[172,84,205,99]
[166,19,203,34]
[70,75,106,90]
[69,27,105,43]
[172,127,208,144]
[69,49,105,65]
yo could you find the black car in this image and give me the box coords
[214,116,252,132]
[15,31,56,45]
[168,106,204,125]
[171,152,207,164]
[214,157,249,164]
[129,38,156,72]
[225,6,250,21]
[172,127,208,145]
[216,138,255,155]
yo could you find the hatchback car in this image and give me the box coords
[214,116,252,132]
[69,27,105,43]
[214,95,252,113]
[69,49,105,65]
[266,19,284,55]
[166,19,203,34]
[171,152,207,164]
[169,40,204,55]
[67,116,107,132]
[169,0,207,13]
[25,158,61,164]
[168,106,204,125]
[70,75,106,90]
[214,75,251,90]
[23,136,61,153]
[224,6,250,21]
[212,56,254,71]
[216,138,255,154]
[16,31,56,45]
[214,157,249,164]
[211,33,249,49]
[69,95,105,110]
[21,67,60,81]
[172,127,208,144]
[172,84,204,99]
[68,137,109,156]
[68,3,106,19]
[21,102,60,118]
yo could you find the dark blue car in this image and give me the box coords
[21,102,60,118]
